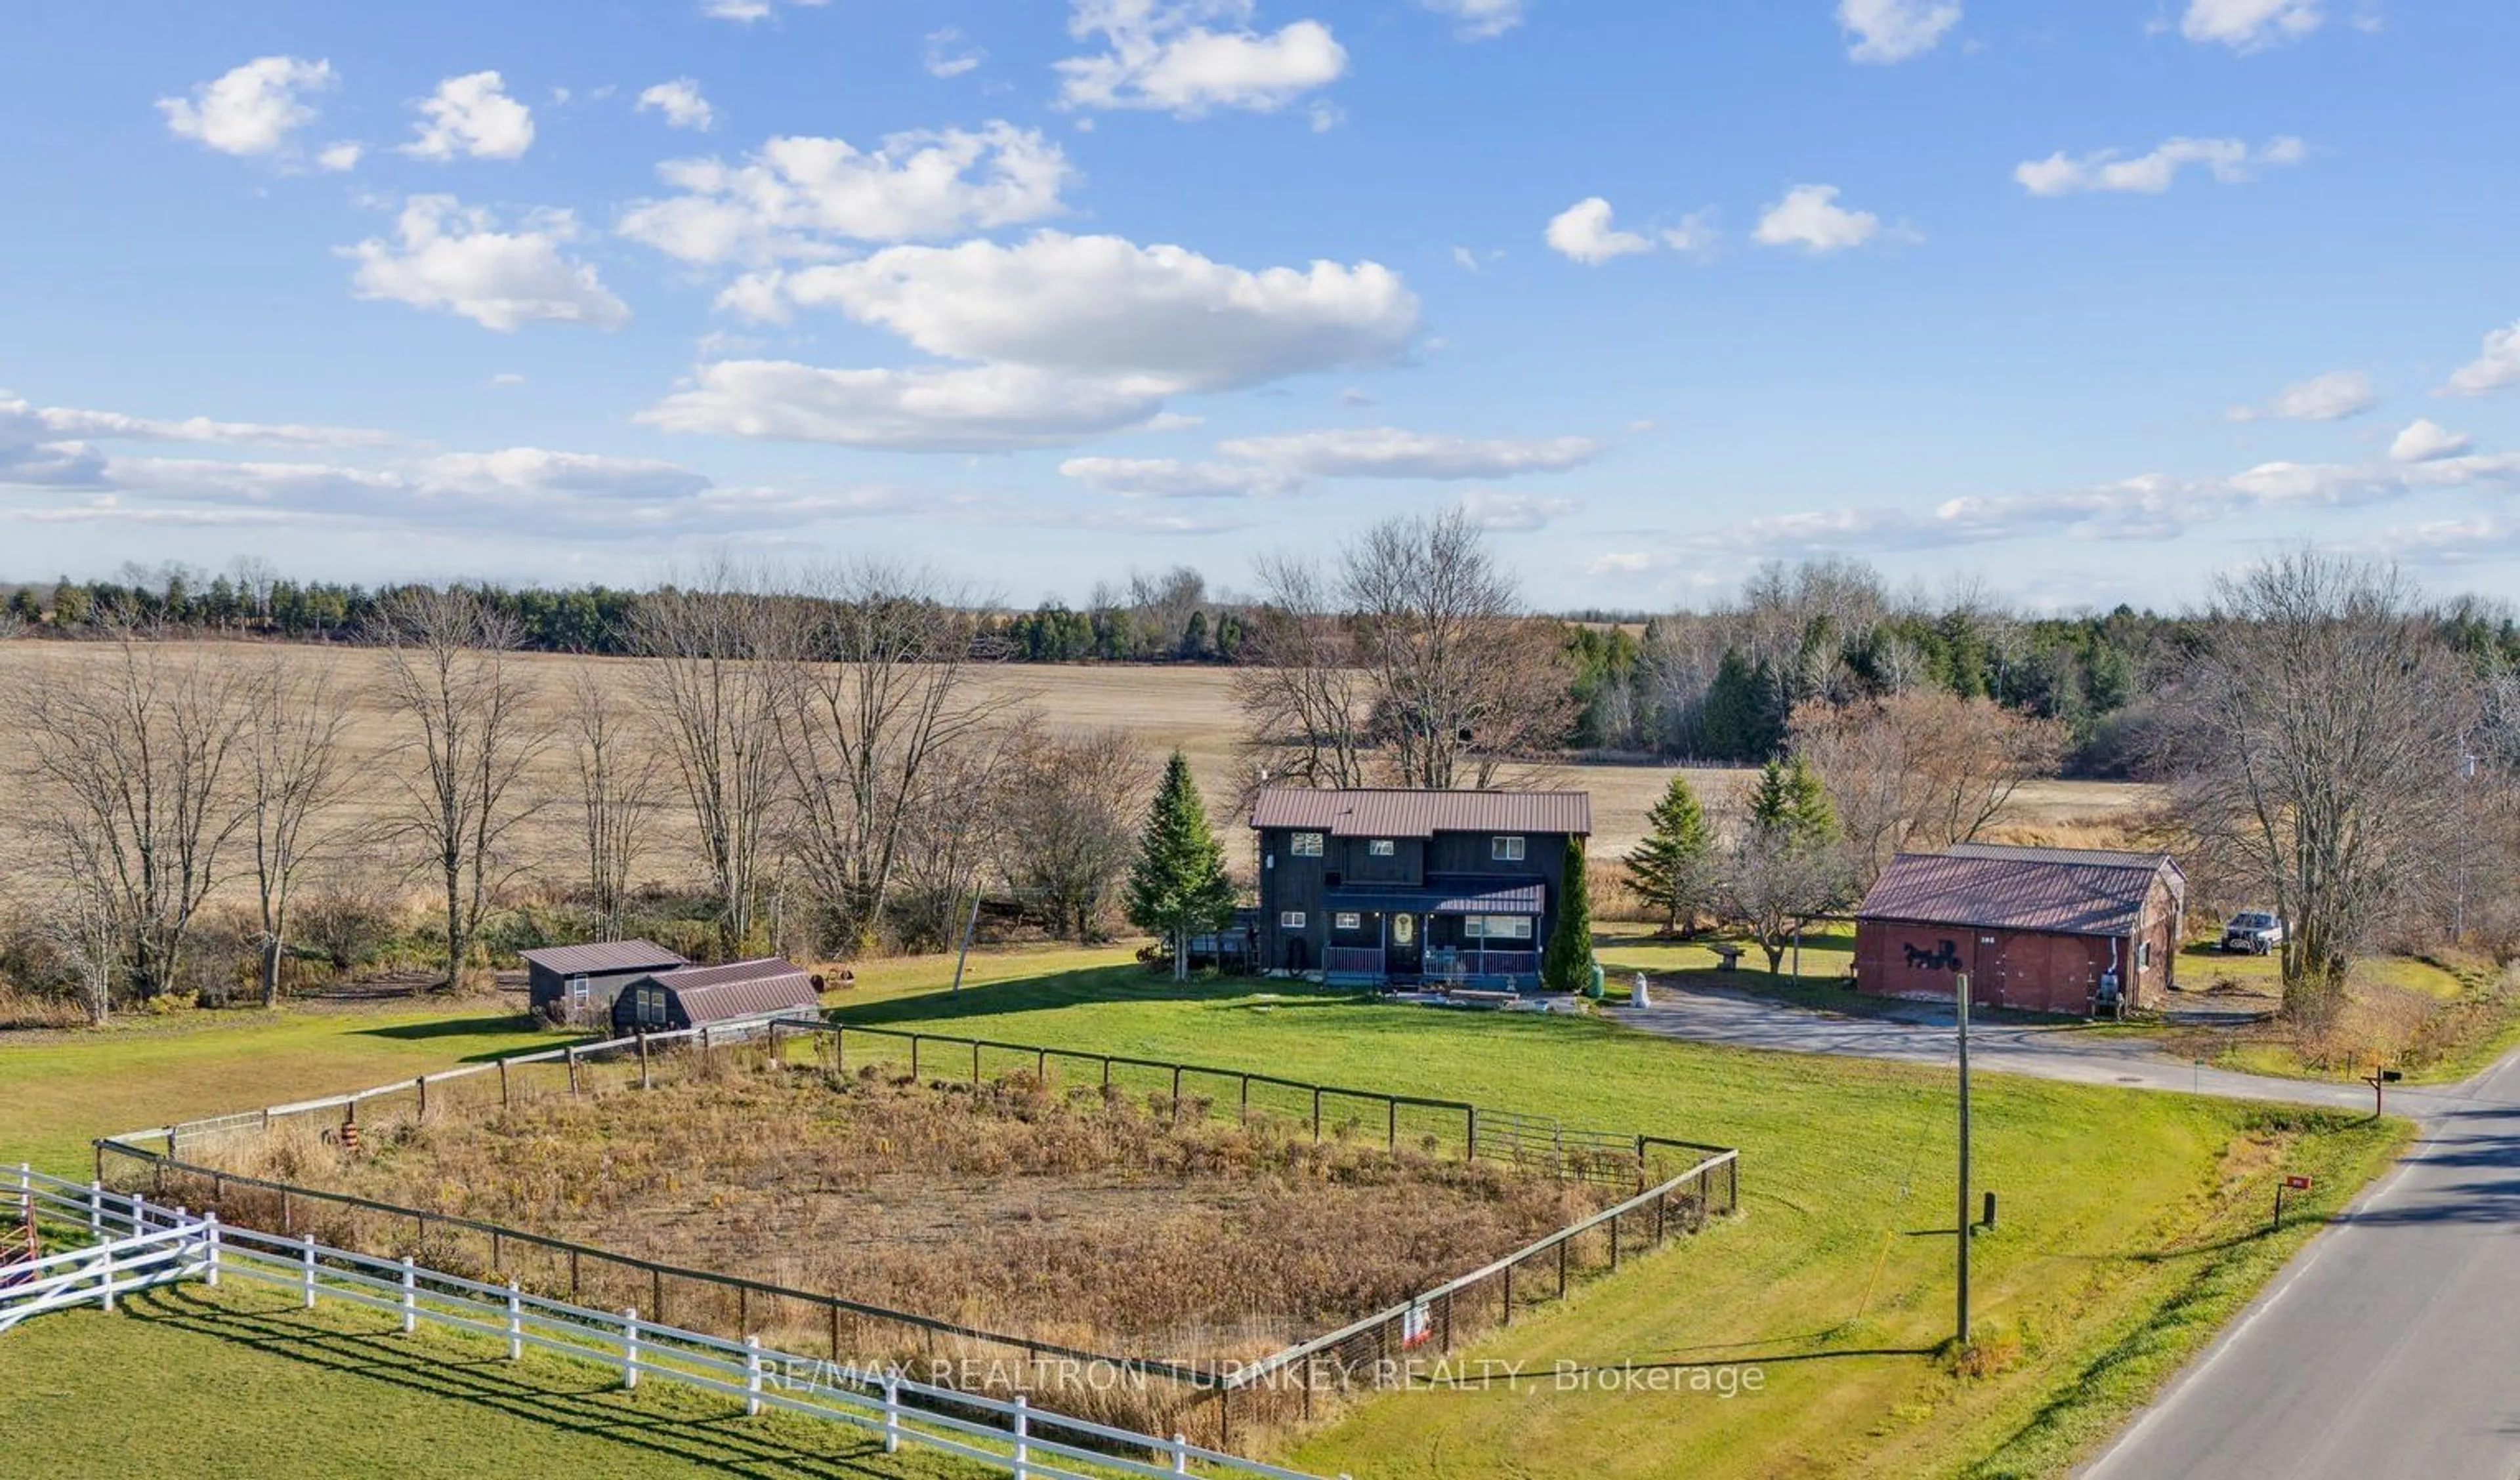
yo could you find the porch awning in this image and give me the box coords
[1324,876,1544,916]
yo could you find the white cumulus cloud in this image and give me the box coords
[159,56,337,159]
[1217,426,1600,479]
[1057,0,1348,118]
[925,28,986,77]
[2227,369,2377,422]
[1753,184,1895,254]
[1838,0,1962,63]
[1459,489,1580,530]
[701,0,830,20]
[345,197,630,331]
[1,394,392,449]
[2442,320,2520,398]
[1059,456,1306,498]
[618,124,1073,264]
[2390,419,2474,463]
[403,72,536,161]
[637,78,715,132]
[2015,135,2305,195]
[646,232,1418,450]
[1419,0,1526,41]
[1544,197,1652,266]
[2181,0,2322,51]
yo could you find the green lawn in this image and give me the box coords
[1,948,2410,1479]
[0,1282,988,1480]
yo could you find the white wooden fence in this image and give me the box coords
[5,1164,1343,1480]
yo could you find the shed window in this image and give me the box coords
[1280,911,1307,929]
[2137,941,2152,970]
[1492,835,1526,862]
[1334,912,1362,931]
[1290,832,1324,857]
[636,989,666,1026]
[1368,839,1396,856]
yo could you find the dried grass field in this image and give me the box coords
[207,1058,1608,1367]
[0,641,2151,909]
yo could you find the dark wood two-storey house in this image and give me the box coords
[1249,788,1591,990]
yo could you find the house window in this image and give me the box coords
[1368,839,1396,856]
[1464,918,1484,939]
[1334,913,1362,931]
[1492,835,1526,862]
[1487,916,1533,941]
[1280,911,1307,929]
[1291,832,1324,857]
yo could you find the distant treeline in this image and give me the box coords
[12,555,2520,774]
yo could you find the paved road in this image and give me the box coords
[2084,1044,2520,1479]
[1614,985,2520,1479]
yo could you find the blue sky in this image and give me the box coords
[4,0,2517,610]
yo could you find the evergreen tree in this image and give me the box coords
[1541,835,1596,994]
[1624,773,1717,934]
[1700,649,1784,760]
[1746,755,1836,846]
[1125,750,1238,981]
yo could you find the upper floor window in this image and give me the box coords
[1280,910,1307,929]
[1368,839,1396,856]
[1492,835,1526,862]
[1334,912,1362,931]
[1290,832,1324,857]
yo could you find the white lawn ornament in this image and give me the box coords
[1633,971,1651,1008]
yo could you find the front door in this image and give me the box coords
[1388,912,1423,979]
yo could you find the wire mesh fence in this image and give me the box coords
[98,1015,1739,1452]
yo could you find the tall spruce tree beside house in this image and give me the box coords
[1626,773,1717,935]
[1541,835,1596,995]
[1126,750,1238,981]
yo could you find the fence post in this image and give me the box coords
[974,1041,983,1086]
[507,1279,524,1361]
[13,1162,29,1235]
[302,1235,318,1308]
[911,1035,921,1080]
[400,1256,417,1334]
[1312,1087,1322,1141]
[835,1023,845,1075]
[1013,1393,1031,1479]
[130,1190,148,1241]
[622,1307,640,1389]
[204,1211,222,1287]
[1387,1099,1398,1151]
[416,1076,427,1123]
[1466,1106,1479,1161]
[1172,1432,1191,1476]
[882,1369,902,1453]
[568,1046,581,1096]
[499,1058,511,1108]
[746,1334,764,1416]
[88,1179,103,1240]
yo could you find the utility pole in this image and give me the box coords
[948,880,984,994]
[1956,968,1972,1349]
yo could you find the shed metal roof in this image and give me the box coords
[1250,788,1591,838]
[519,940,688,976]
[1946,842,2184,884]
[1326,876,1546,915]
[644,958,820,1025]
[1858,852,2176,938]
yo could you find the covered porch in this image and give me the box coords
[1320,877,1545,990]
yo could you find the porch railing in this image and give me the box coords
[1322,947,1385,976]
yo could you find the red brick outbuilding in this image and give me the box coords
[1853,844,2185,1016]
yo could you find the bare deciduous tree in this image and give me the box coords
[242,652,350,1006]
[630,575,789,954]
[563,663,663,941]
[776,562,1013,951]
[998,724,1153,941]
[2154,553,2473,1018]
[1791,691,2067,886]
[375,587,551,992]
[18,630,251,1016]
[1346,510,1574,789]
[1234,555,1374,794]
[1239,512,1572,792]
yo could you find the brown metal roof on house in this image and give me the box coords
[646,957,820,1025]
[1248,788,1592,838]
[1858,852,2172,938]
[519,940,688,976]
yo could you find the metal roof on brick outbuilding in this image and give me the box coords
[1248,788,1592,838]
[1857,850,2178,938]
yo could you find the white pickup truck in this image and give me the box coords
[2221,910,2286,955]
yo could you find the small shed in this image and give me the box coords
[612,957,821,1035]
[1853,843,2185,1016]
[522,940,689,1025]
